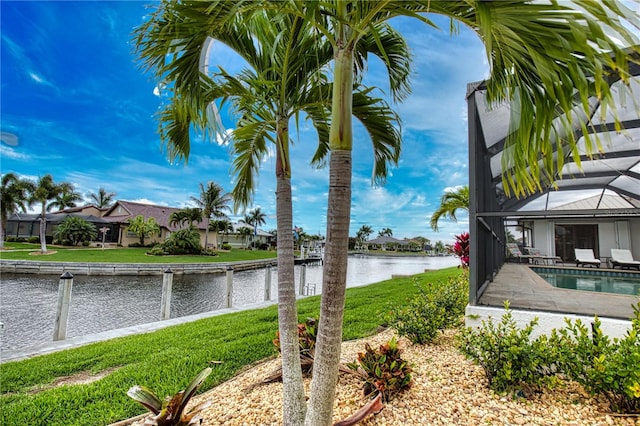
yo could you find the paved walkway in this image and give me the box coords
[1,299,278,364]
[478,264,639,320]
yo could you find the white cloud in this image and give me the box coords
[0,146,28,160]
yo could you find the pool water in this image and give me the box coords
[532,268,640,296]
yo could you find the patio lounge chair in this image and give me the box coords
[526,247,562,265]
[506,243,537,263]
[575,249,601,268]
[610,249,640,270]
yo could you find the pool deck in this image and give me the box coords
[478,264,639,320]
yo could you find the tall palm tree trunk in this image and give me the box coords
[39,204,47,253]
[0,216,7,249]
[306,40,354,426]
[204,217,211,249]
[276,125,306,425]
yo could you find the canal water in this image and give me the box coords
[0,255,458,353]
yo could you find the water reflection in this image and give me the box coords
[0,255,457,352]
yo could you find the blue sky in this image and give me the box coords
[1,1,489,243]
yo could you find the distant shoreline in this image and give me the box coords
[348,250,453,258]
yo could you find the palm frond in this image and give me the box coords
[352,86,402,185]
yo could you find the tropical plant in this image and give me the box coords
[135,1,638,423]
[48,187,83,211]
[53,216,97,246]
[169,208,203,229]
[210,219,233,248]
[274,317,318,375]
[127,367,212,426]
[449,232,470,268]
[88,187,116,208]
[28,174,75,253]
[355,225,373,245]
[377,228,393,238]
[246,207,267,238]
[127,215,160,246]
[158,225,202,255]
[430,186,469,232]
[237,225,253,249]
[346,337,413,402]
[190,182,230,250]
[0,173,33,248]
[134,6,404,424]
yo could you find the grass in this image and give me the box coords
[0,242,277,263]
[0,267,462,426]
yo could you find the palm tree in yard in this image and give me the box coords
[137,2,638,424]
[134,6,404,424]
[0,173,33,248]
[190,182,230,250]
[246,207,266,238]
[377,227,393,238]
[28,174,76,253]
[237,225,253,248]
[88,187,116,208]
[430,185,469,231]
[48,186,83,211]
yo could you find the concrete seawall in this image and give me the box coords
[0,258,277,276]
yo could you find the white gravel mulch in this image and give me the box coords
[133,329,639,426]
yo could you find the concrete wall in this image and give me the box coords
[0,259,276,276]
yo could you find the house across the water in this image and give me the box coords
[5,200,273,249]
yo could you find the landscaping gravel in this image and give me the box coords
[133,329,639,426]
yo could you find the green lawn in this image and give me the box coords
[0,267,462,426]
[0,243,277,263]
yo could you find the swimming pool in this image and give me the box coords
[531,267,640,296]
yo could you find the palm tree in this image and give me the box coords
[48,187,83,211]
[209,218,233,248]
[28,174,75,253]
[134,7,404,423]
[88,187,116,208]
[277,2,638,424]
[0,173,33,248]
[169,208,203,230]
[137,2,638,423]
[237,225,252,249]
[127,215,160,246]
[378,228,393,238]
[246,207,267,238]
[430,186,469,232]
[355,225,372,243]
[190,182,230,250]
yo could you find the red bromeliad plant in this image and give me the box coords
[450,232,469,268]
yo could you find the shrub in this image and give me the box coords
[160,226,202,255]
[52,217,97,246]
[551,304,640,413]
[458,302,549,393]
[220,243,232,251]
[384,273,468,344]
[347,337,413,402]
[82,241,90,247]
[274,317,318,374]
[27,236,39,244]
[147,246,166,256]
[449,232,469,268]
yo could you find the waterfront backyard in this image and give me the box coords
[1,265,638,425]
